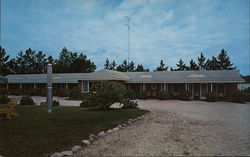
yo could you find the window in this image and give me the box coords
[151,84,156,90]
[82,81,89,93]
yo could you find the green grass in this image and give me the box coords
[0,105,148,157]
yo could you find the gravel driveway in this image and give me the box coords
[75,100,250,156]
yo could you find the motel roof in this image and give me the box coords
[5,69,244,84]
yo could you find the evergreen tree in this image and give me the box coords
[116,60,128,72]
[176,59,188,71]
[0,46,11,75]
[128,61,135,72]
[54,47,96,73]
[135,64,149,72]
[205,56,220,70]
[9,48,42,74]
[109,60,116,70]
[33,51,47,73]
[189,59,199,70]
[217,49,236,70]
[69,53,96,73]
[198,53,206,70]
[104,58,110,69]
[47,56,54,64]
[155,60,168,71]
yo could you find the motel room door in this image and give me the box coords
[200,84,207,99]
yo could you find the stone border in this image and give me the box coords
[50,112,151,157]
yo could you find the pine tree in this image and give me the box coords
[155,60,168,71]
[9,48,39,74]
[0,46,11,75]
[135,64,149,72]
[217,49,236,70]
[189,59,199,70]
[109,60,116,70]
[198,53,206,70]
[176,59,188,71]
[206,56,220,70]
[116,60,128,72]
[54,47,96,73]
[128,61,135,72]
[104,58,110,69]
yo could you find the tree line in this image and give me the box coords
[0,46,236,76]
[0,47,96,75]
[104,49,236,72]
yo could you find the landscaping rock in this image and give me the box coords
[98,131,105,137]
[121,123,127,127]
[61,151,73,156]
[106,129,113,134]
[82,140,91,145]
[71,145,81,152]
[113,127,119,131]
[127,121,132,125]
[51,152,63,157]
[89,134,99,141]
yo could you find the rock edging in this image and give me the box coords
[50,112,151,157]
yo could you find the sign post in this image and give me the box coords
[47,64,53,113]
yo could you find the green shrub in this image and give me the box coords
[121,99,139,109]
[41,88,46,97]
[67,89,83,100]
[180,91,191,101]
[95,82,126,110]
[232,90,248,103]
[57,89,68,97]
[124,88,137,100]
[27,88,35,96]
[53,100,60,106]
[157,91,171,100]
[19,97,34,105]
[12,89,22,96]
[0,88,8,95]
[0,95,9,103]
[205,92,217,102]
[80,94,98,108]
[138,91,147,99]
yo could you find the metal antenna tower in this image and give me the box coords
[125,16,130,65]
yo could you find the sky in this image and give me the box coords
[1,0,249,75]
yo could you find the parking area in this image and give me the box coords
[77,100,250,156]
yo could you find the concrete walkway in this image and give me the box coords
[74,100,250,156]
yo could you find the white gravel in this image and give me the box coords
[73,100,250,156]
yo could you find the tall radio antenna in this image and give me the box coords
[125,16,130,65]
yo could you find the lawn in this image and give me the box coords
[0,105,148,157]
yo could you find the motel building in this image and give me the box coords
[0,69,245,101]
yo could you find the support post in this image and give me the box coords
[20,83,22,89]
[211,83,213,92]
[46,64,53,113]
[34,83,36,89]
[143,83,146,91]
[185,83,187,91]
[66,83,69,89]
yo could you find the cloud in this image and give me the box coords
[2,0,249,74]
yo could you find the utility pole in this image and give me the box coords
[125,16,130,69]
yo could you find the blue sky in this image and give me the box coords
[1,0,249,75]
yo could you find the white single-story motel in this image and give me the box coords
[0,69,245,101]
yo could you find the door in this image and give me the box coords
[200,84,207,99]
